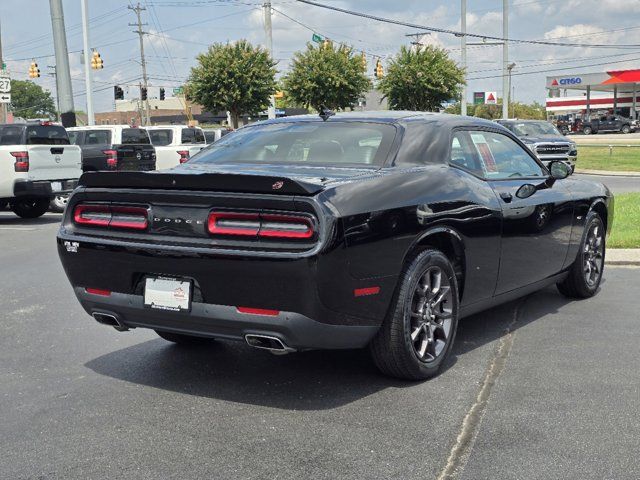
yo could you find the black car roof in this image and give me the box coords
[257,111,503,130]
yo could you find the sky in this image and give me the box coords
[2,0,640,114]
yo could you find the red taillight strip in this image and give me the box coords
[73,204,148,230]
[207,211,315,239]
[259,214,314,239]
[354,286,380,297]
[11,151,29,172]
[236,307,280,316]
[177,150,190,164]
[85,288,111,296]
[208,212,260,236]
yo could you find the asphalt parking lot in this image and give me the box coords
[1,212,639,480]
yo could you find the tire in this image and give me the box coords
[621,125,631,134]
[155,330,215,345]
[49,194,69,213]
[582,126,592,135]
[557,211,605,298]
[0,200,8,211]
[10,197,50,219]
[369,249,459,380]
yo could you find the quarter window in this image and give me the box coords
[466,131,544,179]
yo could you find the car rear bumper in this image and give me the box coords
[75,287,379,350]
[14,179,78,197]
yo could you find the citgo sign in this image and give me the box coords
[551,77,583,86]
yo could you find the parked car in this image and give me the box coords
[145,126,207,169]
[0,122,81,218]
[67,125,156,172]
[202,127,232,144]
[581,114,637,135]
[496,119,578,173]
[57,112,612,380]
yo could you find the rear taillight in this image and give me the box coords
[177,150,190,164]
[207,212,314,239]
[11,151,29,172]
[74,204,148,230]
[103,149,118,169]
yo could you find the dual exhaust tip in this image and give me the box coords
[92,313,293,353]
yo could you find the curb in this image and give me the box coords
[605,248,640,266]
[575,169,640,177]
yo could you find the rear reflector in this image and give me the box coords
[11,151,29,172]
[208,211,314,239]
[354,286,380,297]
[85,288,111,296]
[74,204,148,230]
[236,307,280,316]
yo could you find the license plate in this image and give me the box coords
[51,181,62,192]
[144,277,191,312]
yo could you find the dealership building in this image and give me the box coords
[545,68,640,119]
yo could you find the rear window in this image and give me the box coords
[122,128,150,144]
[85,130,112,145]
[25,125,70,145]
[0,126,25,145]
[67,131,81,145]
[189,122,396,167]
[149,129,173,146]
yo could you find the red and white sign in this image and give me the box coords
[485,92,497,104]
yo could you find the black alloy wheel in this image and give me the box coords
[370,249,459,380]
[557,211,605,298]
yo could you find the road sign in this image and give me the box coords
[0,77,11,93]
[173,87,184,95]
[312,33,324,43]
[473,92,484,105]
[0,93,11,104]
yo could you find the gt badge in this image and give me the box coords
[64,241,79,253]
[272,181,284,190]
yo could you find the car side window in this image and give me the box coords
[449,132,483,176]
[468,131,545,179]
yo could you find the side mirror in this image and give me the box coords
[549,161,569,180]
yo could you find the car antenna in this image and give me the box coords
[319,105,335,122]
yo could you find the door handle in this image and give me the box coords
[499,192,513,203]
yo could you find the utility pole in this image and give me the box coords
[49,0,76,126]
[460,0,467,116]
[263,0,275,120]
[81,0,94,125]
[0,19,6,124]
[129,3,151,125]
[47,65,60,119]
[507,62,516,118]
[502,0,509,119]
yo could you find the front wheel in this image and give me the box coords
[369,249,459,380]
[10,197,50,219]
[557,211,605,298]
[621,125,631,134]
[583,126,592,135]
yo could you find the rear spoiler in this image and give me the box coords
[78,171,325,196]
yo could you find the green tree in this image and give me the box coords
[378,45,465,111]
[10,80,56,119]
[186,40,276,128]
[283,42,371,111]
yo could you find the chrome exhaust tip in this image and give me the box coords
[245,334,295,354]
[92,312,129,332]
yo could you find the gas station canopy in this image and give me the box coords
[546,69,640,118]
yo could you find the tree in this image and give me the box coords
[446,99,547,120]
[283,42,371,111]
[10,80,57,119]
[186,40,276,128]
[378,45,465,112]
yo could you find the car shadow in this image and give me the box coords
[85,284,585,410]
[0,212,62,225]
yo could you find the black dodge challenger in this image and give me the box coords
[57,112,613,380]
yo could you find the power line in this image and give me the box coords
[294,0,640,49]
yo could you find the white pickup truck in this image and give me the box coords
[145,126,207,170]
[0,122,82,218]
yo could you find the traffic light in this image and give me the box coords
[159,87,165,101]
[28,61,40,78]
[361,52,367,71]
[114,85,124,100]
[91,50,104,70]
[141,87,147,101]
[374,59,384,79]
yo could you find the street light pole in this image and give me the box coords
[507,62,516,118]
[460,0,467,116]
[263,0,276,120]
[502,0,509,119]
